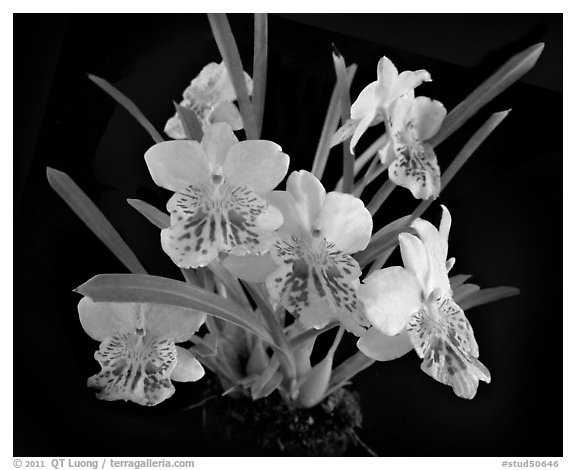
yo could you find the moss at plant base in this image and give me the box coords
[200,379,365,456]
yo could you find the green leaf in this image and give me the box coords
[430,43,544,148]
[87,74,164,144]
[450,274,473,290]
[458,286,520,312]
[75,273,274,344]
[452,283,481,304]
[356,216,413,269]
[174,102,203,142]
[332,44,354,194]
[296,355,333,408]
[325,350,374,398]
[252,14,268,138]
[312,64,357,180]
[47,168,146,274]
[366,179,396,216]
[126,198,170,229]
[207,13,257,140]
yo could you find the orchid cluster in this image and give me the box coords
[49,14,540,411]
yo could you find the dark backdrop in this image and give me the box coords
[14,13,562,456]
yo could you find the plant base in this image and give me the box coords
[200,379,364,456]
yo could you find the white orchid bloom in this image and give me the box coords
[145,122,288,268]
[164,61,253,138]
[79,298,206,406]
[357,206,490,399]
[379,93,447,199]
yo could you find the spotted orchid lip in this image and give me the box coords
[267,233,369,337]
[162,182,282,269]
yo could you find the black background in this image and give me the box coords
[14,14,562,456]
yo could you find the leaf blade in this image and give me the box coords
[47,168,146,274]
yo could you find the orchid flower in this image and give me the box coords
[78,298,206,406]
[357,206,490,399]
[164,61,253,138]
[331,56,431,153]
[378,93,447,199]
[145,122,289,268]
[254,170,372,336]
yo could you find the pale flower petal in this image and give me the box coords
[144,140,210,192]
[78,298,137,341]
[411,96,447,141]
[171,347,205,382]
[88,333,177,406]
[266,190,306,234]
[330,118,360,148]
[387,69,432,105]
[376,56,399,102]
[350,111,376,153]
[164,112,187,140]
[211,101,244,130]
[145,304,206,343]
[388,142,441,199]
[399,232,429,289]
[350,81,379,120]
[358,266,422,336]
[314,192,372,254]
[222,253,279,283]
[286,170,326,232]
[357,328,413,361]
[222,140,289,195]
[201,122,239,169]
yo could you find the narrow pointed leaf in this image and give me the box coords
[87,74,163,144]
[450,274,473,290]
[174,102,203,141]
[452,283,481,304]
[207,13,257,140]
[458,286,520,311]
[325,351,374,398]
[75,273,273,343]
[430,43,544,147]
[252,14,268,138]
[312,64,357,179]
[127,198,170,229]
[47,168,146,274]
[297,356,333,408]
[366,179,396,216]
[332,44,354,193]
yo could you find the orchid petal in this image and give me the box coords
[266,234,369,336]
[412,96,447,141]
[330,118,359,148]
[211,101,244,130]
[406,294,488,399]
[144,304,206,343]
[266,190,306,234]
[222,140,289,195]
[222,253,279,282]
[201,122,239,169]
[358,266,422,336]
[78,298,137,342]
[88,332,177,406]
[314,192,372,254]
[350,81,379,120]
[286,170,326,232]
[399,232,429,290]
[171,347,205,382]
[388,142,441,200]
[388,69,432,105]
[411,207,451,294]
[357,328,413,361]
[376,56,399,103]
[162,185,282,268]
[164,113,187,140]
[350,111,376,154]
[144,140,210,192]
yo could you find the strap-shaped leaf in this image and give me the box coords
[75,273,274,344]
[312,64,357,180]
[207,13,257,140]
[325,350,374,398]
[174,102,204,142]
[450,274,473,290]
[332,44,354,194]
[87,74,163,144]
[47,168,146,274]
[127,198,170,229]
[252,13,268,138]
[430,43,544,147]
[458,286,520,311]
